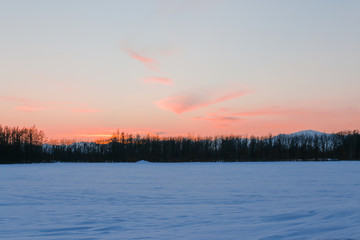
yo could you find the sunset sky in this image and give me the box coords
[1,0,359,140]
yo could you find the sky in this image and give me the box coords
[1,0,360,140]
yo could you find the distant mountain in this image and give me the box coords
[272,130,331,139]
[287,130,330,137]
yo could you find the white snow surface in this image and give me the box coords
[1,162,360,239]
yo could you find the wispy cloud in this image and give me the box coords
[15,106,47,112]
[193,115,240,123]
[1,96,48,112]
[205,108,229,117]
[192,106,346,131]
[231,108,279,117]
[141,76,173,85]
[155,90,248,114]
[71,108,104,113]
[193,107,241,126]
[215,92,247,103]
[125,49,161,73]
[127,50,156,64]
[1,95,104,114]
[155,95,201,114]
[230,108,339,118]
[0,96,35,104]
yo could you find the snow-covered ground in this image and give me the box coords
[1,162,360,239]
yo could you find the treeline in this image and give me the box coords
[1,125,360,163]
[0,125,45,164]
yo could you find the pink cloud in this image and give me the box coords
[0,96,34,104]
[191,107,277,127]
[155,90,248,114]
[127,50,156,64]
[201,107,333,122]
[125,49,161,73]
[193,115,241,123]
[155,95,201,114]
[15,106,47,112]
[230,108,339,118]
[71,108,104,113]
[231,108,279,117]
[210,116,240,122]
[2,95,107,114]
[141,76,173,85]
[192,106,351,132]
[215,91,247,103]
[193,107,241,126]
[1,96,49,112]
[206,107,229,117]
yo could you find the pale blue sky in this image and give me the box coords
[1,0,359,139]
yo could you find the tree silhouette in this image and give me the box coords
[1,124,360,163]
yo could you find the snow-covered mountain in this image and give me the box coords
[286,130,330,137]
[272,130,331,140]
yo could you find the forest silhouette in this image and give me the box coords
[0,125,359,164]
